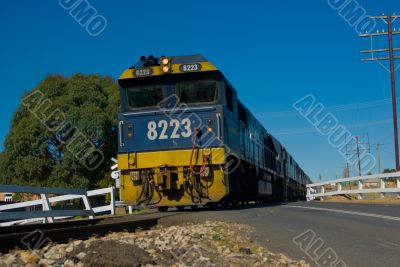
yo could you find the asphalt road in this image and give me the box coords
[158,201,400,267]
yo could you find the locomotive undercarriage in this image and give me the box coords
[118,149,306,212]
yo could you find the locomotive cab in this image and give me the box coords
[118,71,227,152]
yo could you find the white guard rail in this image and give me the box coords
[307,172,400,201]
[0,185,115,227]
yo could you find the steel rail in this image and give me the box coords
[0,217,158,252]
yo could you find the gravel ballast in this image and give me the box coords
[0,221,310,267]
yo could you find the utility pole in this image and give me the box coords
[375,144,384,174]
[345,133,350,177]
[356,136,361,175]
[360,14,400,171]
[346,135,371,176]
[342,165,350,178]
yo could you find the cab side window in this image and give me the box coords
[225,85,234,112]
[238,103,248,126]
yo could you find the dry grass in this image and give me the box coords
[323,195,400,205]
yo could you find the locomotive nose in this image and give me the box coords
[118,108,222,154]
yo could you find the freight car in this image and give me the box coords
[116,55,311,211]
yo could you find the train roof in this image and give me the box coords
[118,54,220,81]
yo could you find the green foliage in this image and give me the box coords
[383,168,397,182]
[0,74,120,189]
[212,234,222,241]
[383,168,396,174]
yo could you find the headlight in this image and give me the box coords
[130,171,140,182]
[162,66,170,73]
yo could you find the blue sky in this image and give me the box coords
[0,0,399,181]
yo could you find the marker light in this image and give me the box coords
[160,57,171,73]
[161,58,169,65]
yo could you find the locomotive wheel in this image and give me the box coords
[158,206,168,212]
[176,206,185,211]
[221,201,229,209]
[207,203,217,210]
[231,200,238,208]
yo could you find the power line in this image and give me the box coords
[271,118,395,136]
[257,98,397,118]
[381,148,393,155]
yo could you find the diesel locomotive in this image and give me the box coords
[116,55,311,211]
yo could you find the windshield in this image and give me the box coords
[123,76,219,110]
[176,79,217,104]
[126,84,165,109]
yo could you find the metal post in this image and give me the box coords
[82,195,94,219]
[388,16,400,171]
[110,187,116,215]
[357,181,363,200]
[380,177,386,198]
[320,186,325,201]
[40,194,54,223]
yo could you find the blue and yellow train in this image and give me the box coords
[117,55,311,211]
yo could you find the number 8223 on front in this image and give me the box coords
[147,119,192,140]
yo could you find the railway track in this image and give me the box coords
[0,203,292,253]
[0,216,158,253]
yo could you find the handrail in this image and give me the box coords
[0,185,87,195]
[0,185,115,226]
[307,172,400,201]
[307,172,400,187]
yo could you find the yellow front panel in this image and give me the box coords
[117,148,226,170]
[118,62,218,80]
[118,148,228,206]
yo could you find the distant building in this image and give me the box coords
[364,178,379,187]
[0,192,13,202]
